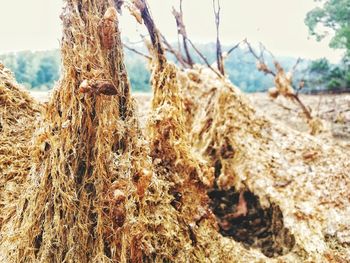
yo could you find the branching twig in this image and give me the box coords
[245,40,312,121]
[170,0,222,77]
[245,40,276,76]
[186,38,222,78]
[245,40,261,60]
[259,42,276,61]
[172,0,194,67]
[160,33,188,67]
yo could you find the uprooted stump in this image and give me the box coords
[0,1,265,262]
[2,0,349,261]
[0,64,41,230]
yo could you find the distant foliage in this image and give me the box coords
[0,44,304,93]
[306,58,350,90]
[305,0,350,90]
[305,0,350,57]
[0,50,60,90]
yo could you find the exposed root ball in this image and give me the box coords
[179,66,350,261]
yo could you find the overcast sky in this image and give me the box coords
[0,0,344,62]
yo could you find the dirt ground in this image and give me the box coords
[31,91,350,142]
[249,93,350,139]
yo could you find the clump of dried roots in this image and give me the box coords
[0,2,152,262]
[179,66,350,261]
[0,64,41,231]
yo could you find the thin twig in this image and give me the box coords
[123,43,152,60]
[186,38,222,78]
[226,42,241,57]
[172,0,194,67]
[291,57,302,76]
[275,102,298,112]
[245,40,276,76]
[133,0,166,69]
[160,33,187,67]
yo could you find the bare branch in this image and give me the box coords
[245,40,259,60]
[133,0,166,69]
[290,93,312,120]
[245,40,276,76]
[160,33,188,68]
[245,40,312,120]
[123,43,152,60]
[226,42,241,57]
[259,42,276,61]
[213,0,225,75]
[172,1,194,67]
[186,38,223,78]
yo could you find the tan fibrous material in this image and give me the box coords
[179,66,350,261]
[0,2,153,262]
[142,60,269,262]
[0,1,258,262]
[0,64,41,231]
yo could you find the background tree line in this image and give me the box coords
[0,44,334,93]
[1,0,349,94]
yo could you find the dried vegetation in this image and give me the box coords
[0,64,41,231]
[0,0,349,262]
[179,66,350,261]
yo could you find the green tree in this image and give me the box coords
[306,58,348,90]
[305,0,350,57]
[309,58,330,74]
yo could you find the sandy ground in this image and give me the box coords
[30,91,350,142]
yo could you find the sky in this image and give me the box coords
[0,0,344,62]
